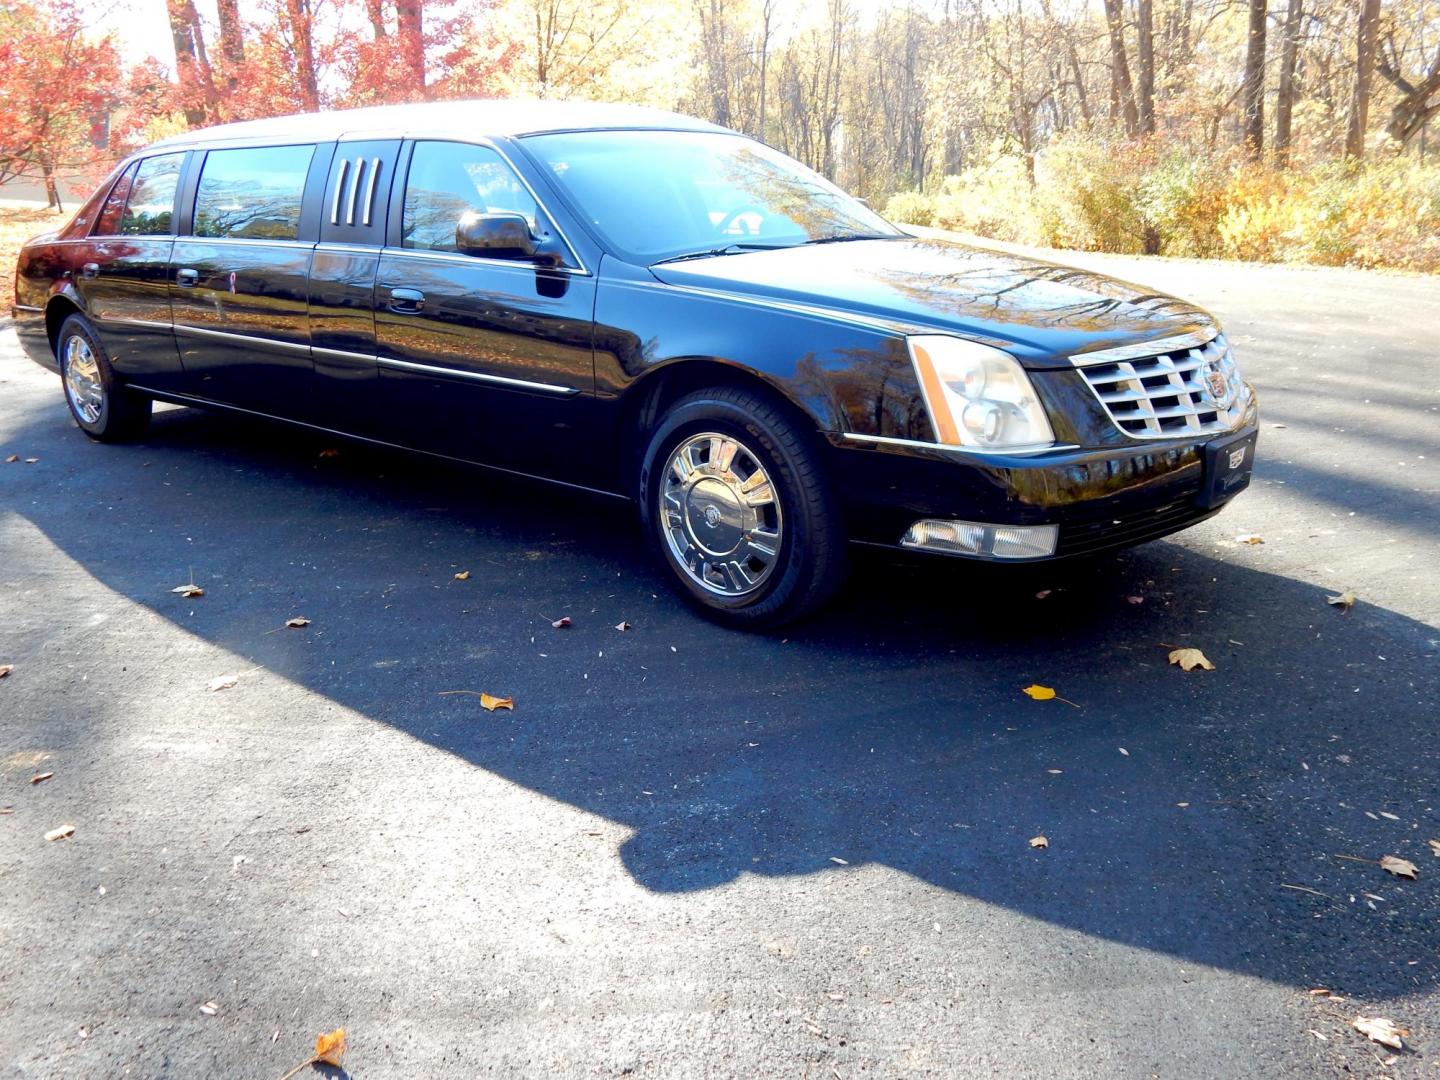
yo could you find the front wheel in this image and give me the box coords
[638,386,847,628]
[57,314,152,442]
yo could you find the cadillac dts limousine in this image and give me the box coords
[12,100,1257,626]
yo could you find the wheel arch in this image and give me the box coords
[615,357,831,495]
[45,294,85,355]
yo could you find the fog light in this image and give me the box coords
[901,519,1058,559]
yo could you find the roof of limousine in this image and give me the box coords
[150,99,730,149]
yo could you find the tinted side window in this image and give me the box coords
[93,163,139,237]
[194,145,315,240]
[403,141,539,252]
[119,153,184,235]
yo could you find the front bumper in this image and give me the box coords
[828,404,1258,561]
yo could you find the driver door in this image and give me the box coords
[373,139,598,483]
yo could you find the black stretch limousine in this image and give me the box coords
[13,100,1257,626]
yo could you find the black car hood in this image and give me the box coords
[649,236,1216,368]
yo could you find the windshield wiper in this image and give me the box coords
[803,232,898,245]
[652,242,792,265]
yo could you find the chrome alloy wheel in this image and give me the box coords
[63,335,105,425]
[659,431,783,596]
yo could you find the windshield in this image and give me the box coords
[521,129,903,264]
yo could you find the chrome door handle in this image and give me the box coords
[81,263,99,279]
[175,268,200,287]
[388,288,425,314]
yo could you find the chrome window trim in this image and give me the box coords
[380,245,590,277]
[842,432,1078,457]
[12,303,44,313]
[377,355,580,396]
[363,157,381,226]
[173,235,315,251]
[402,137,588,275]
[331,158,349,226]
[174,323,310,354]
[314,242,380,256]
[1070,327,1220,368]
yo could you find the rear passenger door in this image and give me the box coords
[170,143,323,415]
[79,152,188,392]
[307,140,401,435]
[372,139,598,482]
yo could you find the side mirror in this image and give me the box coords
[455,211,537,260]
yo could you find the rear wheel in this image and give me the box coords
[57,314,151,441]
[638,386,847,628]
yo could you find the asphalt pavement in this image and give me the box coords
[2,247,1438,1078]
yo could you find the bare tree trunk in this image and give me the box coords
[1345,0,1381,157]
[165,0,208,125]
[758,0,774,143]
[43,163,62,212]
[1274,0,1303,163]
[216,0,246,68]
[1241,0,1267,156]
[366,0,388,39]
[1378,42,1440,147]
[1136,0,1156,135]
[396,0,425,96]
[283,0,321,110]
[1101,0,1139,136]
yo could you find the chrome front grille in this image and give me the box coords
[1075,333,1250,439]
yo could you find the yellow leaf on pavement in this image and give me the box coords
[1168,647,1215,672]
[1029,835,1049,849]
[172,584,204,598]
[1326,590,1356,611]
[1379,855,1418,879]
[453,570,471,581]
[45,824,75,841]
[1353,1016,1407,1050]
[1022,684,1056,701]
[1234,534,1264,544]
[480,693,514,712]
[285,616,311,628]
[314,1028,346,1066]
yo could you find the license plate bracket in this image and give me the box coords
[1197,428,1257,509]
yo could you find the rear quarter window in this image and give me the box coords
[193,144,316,240]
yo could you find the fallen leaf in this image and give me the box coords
[198,1000,218,1016]
[1353,1015,1407,1050]
[1022,684,1056,701]
[0,664,10,679]
[1034,589,1052,599]
[615,620,632,631]
[1379,855,1418,879]
[1046,769,1063,774]
[318,448,340,459]
[1168,647,1215,672]
[1125,594,1144,605]
[30,772,53,785]
[284,616,311,628]
[45,824,75,841]
[314,1028,346,1067]
[480,692,513,711]
[829,856,848,865]
[1118,747,1130,756]
[551,616,572,629]
[4,454,17,463]
[207,674,239,692]
[1428,839,1440,857]
[453,570,471,581]
[171,583,204,598]
[1378,811,1399,821]
[1326,590,1356,611]
[1029,835,1048,849]
[1234,534,1264,544]
[24,458,38,464]
[0,806,12,814]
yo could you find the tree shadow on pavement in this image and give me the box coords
[8,402,1439,1005]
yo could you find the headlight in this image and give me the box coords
[908,335,1055,451]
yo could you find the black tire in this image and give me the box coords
[56,314,152,442]
[638,386,848,628]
